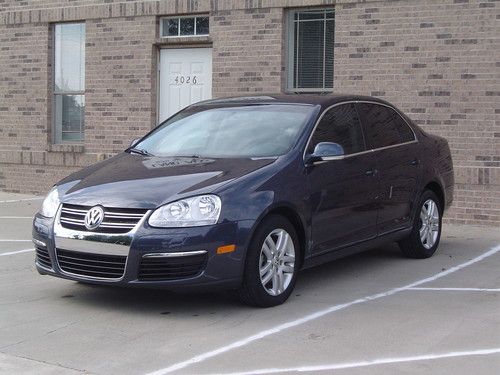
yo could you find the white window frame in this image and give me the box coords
[286,8,335,93]
[160,15,210,38]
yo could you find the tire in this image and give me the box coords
[238,215,300,307]
[399,190,443,259]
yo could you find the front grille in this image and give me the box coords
[138,254,208,281]
[57,249,127,279]
[35,245,52,269]
[60,204,148,234]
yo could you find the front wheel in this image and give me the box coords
[399,190,442,259]
[238,215,300,307]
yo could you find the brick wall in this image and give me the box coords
[0,0,499,225]
[211,7,284,97]
[85,15,156,154]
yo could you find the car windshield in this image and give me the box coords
[134,104,316,158]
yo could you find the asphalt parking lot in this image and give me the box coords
[0,192,499,375]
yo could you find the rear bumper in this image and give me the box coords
[32,212,254,291]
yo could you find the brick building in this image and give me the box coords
[0,0,498,225]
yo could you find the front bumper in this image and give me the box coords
[32,211,254,290]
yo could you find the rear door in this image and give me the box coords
[306,103,379,255]
[356,103,420,235]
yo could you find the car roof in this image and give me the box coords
[191,93,393,109]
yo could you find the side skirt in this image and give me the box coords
[301,227,412,270]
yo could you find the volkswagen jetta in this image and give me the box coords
[33,94,454,307]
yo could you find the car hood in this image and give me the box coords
[58,153,276,208]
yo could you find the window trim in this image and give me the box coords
[159,15,210,38]
[303,100,418,164]
[286,8,335,93]
[52,21,86,144]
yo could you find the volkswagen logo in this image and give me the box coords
[84,206,105,230]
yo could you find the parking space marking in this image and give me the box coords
[0,216,33,219]
[209,348,500,375]
[0,240,32,242]
[408,287,500,292]
[0,248,34,256]
[146,243,500,375]
[0,197,43,203]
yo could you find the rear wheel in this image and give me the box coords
[238,215,299,307]
[399,190,442,259]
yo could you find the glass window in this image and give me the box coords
[163,18,179,37]
[394,114,415,142]
[196,17,209,35]
[308,104,365,155]
[53,23,85,143]
[288,9,334,91]
[161,16,209,37]
[135,105,316,158]
[180,18,195,36]
[357,104,404,149]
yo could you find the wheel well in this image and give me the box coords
[266,207,307,268]
[424,181,445,211]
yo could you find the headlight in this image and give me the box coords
[39,187,60,218]
[148,195,221,228]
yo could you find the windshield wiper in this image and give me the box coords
[128,148,154,157]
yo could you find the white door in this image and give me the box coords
[159,48,212,122]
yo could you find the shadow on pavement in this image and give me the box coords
[55,243,406,314]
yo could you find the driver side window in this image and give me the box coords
[308,103,366,155]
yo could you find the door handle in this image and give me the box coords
[410,158,419,166]
[365,169,378,176]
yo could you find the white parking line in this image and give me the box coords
[209,348,500,375]
[145,243,500,375]
[408,287,500,292]
[0,240,32,242]
[0,197,43,203]
[0,216,33,219]
[0,248,34,256]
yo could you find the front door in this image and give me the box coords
[306,103,379,255]
[159,48,212,122]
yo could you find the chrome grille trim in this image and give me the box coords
[59,203,149,234]
[61,207,87,215]
[53,204,150,281]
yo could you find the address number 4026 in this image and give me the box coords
[173,76,199,85]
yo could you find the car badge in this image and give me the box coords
[84,206,105,230]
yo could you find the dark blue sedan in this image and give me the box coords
[33,94,454,307]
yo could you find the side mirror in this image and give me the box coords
[129,137,141,148]
[306,142,345,164]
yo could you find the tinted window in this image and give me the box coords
[394,114,415,142]
[308,103,365,155]
[357,103,404,149]
[136,104,315,158]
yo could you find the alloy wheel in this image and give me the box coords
[419,199,440,249]
[259,228,295,296]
